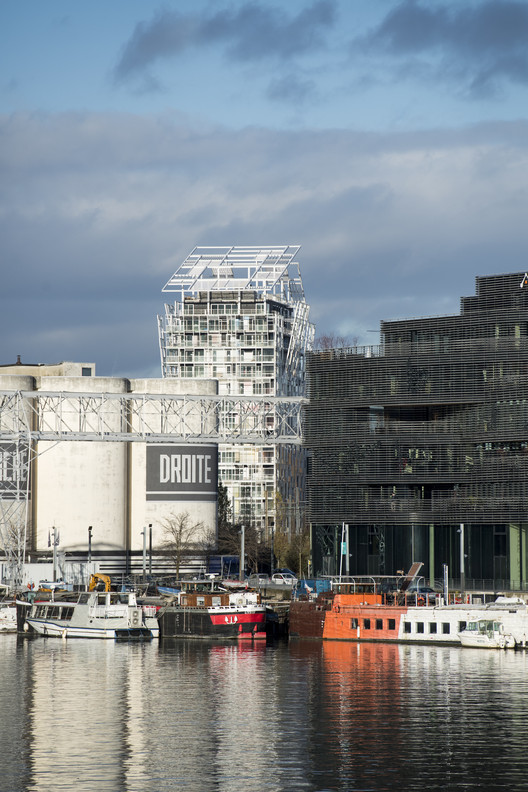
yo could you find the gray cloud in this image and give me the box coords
[357,0,528,97]
[114,1,336,84]
[2,112,528,374]
[266,73,317,105]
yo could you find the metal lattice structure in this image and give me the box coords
[0,391,305,445]
[0,389,305,582]
[0,392,32,585]
[306,272,528,586]
[158,246,314,534]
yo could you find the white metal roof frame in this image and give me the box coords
[162,245,306,304]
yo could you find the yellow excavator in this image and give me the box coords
[88,573,112,592]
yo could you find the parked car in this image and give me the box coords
[404,584,438,603]
[275,568,298,579]
[247,573,270,587]
[271,572,298,586]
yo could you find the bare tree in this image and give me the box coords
[0,512,30,587]
[159,512,205,578]
[314,333,350,350]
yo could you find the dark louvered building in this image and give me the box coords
[306,272,528,590]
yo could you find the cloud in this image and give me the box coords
[113,1,336,84]
[356,0,528,98]
[266,73,317,105]
[2,111,528,374]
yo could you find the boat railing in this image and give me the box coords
[329,575,403,594]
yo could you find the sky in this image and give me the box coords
[2,0,528,377]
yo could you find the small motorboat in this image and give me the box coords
[19,589,159,639]
[0,600,17,632]
[458,618,516,649]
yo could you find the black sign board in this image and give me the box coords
[146,444,218,502]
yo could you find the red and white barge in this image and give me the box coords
[157,581,267,640]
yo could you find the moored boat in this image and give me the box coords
[158,580,266,640]
[458,618,516,649]
[18,589,159,639]
[290,577,528,648]
[0,600,17,633]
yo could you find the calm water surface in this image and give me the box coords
[1,635,528,792]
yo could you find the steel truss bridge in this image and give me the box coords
[0,390,305,444]
[0,389,306,584]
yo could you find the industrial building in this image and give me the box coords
[0,357,305,586]
[306,272,528,591]
[0,360,219,582]
[158,246,314,539]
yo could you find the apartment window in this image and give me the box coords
[351,618,358,628]
[375,619,383,630]
[388,619,396,631]
[416,622,424,633]
[429,622,438,634]
[403,621,411,633]
[363,618,371,630]
[82,367,92,376]
[458,621,467,633]
[442,623,450,634]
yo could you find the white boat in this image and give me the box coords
[0,601,17,632]
[458,618,516,649]
[21,589,159,639]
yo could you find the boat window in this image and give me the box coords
[375,619,383,630]
[416,622,424,633]
[467,621,478,631]
[350,617,359,628]
[61,607,74,621]
[363,618,371,629]
[458,621,467,633]
[212,597,221,607]
[429,622,437,634]
[78,593,90,604]
[442,623,450,634]
[388,619,396,631]
[48,606,61,619]
[97,594,107,605]
[197,597,205,606]
[36,605,47,618]
[403,621,411,633]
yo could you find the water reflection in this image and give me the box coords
[1,635,528,791]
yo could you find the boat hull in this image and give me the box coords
[159,606,266,639]
[24,619,156,639]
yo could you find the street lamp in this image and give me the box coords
[88,526,92,568]
[459,523,465,596]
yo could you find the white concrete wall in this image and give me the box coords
[35,377,128,553]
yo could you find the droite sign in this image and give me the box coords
[146,444,218,501]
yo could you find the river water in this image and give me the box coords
[1,635,528,792]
